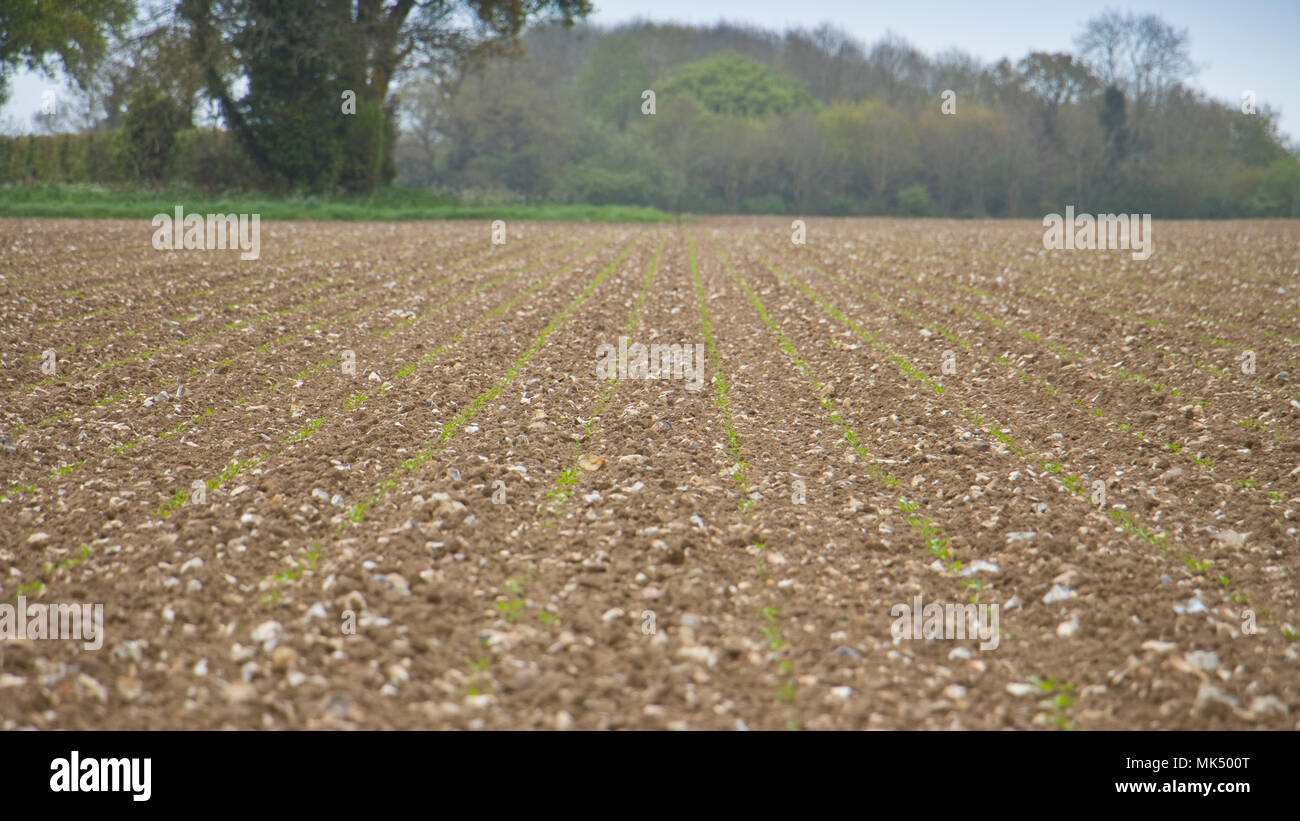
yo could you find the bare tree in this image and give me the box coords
[868,32,929,107]
[1129,14,1195,106]
[1075,10,1127,88]
[1075,10,1194,122]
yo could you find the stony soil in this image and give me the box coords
[1,216,1296,730]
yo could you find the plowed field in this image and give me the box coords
[1,217,1297,729]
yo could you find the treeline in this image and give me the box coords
[394,19,1300,218]
[7,10,1299,217]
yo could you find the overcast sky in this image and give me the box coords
[2,0,1296,142]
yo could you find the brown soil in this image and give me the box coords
[1,216,1296,730]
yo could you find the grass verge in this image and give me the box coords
[0,184,672,223]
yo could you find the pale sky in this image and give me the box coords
[2,0,1296,142]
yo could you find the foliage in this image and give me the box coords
[178,0,592,194]
[390,16,1296,217]
[576,35,650,130]
[122,87,189,181]
[896,184,935,216]
[0,0,133,103]
[661,52,817,118]
[1252,156,1300,217]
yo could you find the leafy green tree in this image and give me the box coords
[0,0,134,104]
[1231,106,1290,168]
[180,0,591,193]
[661,52,815,118]
[91,9,208,130]
[1016,52,1097,140]
[122,86,188,181]
[1253,157,1300,217]
[221,0,346,191]
[896,184,934,216]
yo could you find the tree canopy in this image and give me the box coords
[176,0,591,192]
[0,0,133,103]
[660,52,816,118]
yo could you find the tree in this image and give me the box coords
[576,35,648,130]
[645,93,703,214]
[692,115,765,209]
[896,184,934,216]
[779,24,865,103]
[867,32,928,110]
[394,72,453,189]
[437,55,575,197]
[1057,101,1106,205]
[1016,52,1097,140]
[929,49,988,102]
[0,0,134,104]
[661,52,815,118]
[122,86,188,180]
[1253,156,1300,217]
[90,2,208,130]
[1230,104,1289,168]
[1074,10,1126,89]
[821,100,916,206]
[917,105,1007,215]
[1075,10,1194,123]
[1099,84,1129,163]
[774,109,831,213]
[179,0,591,192]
